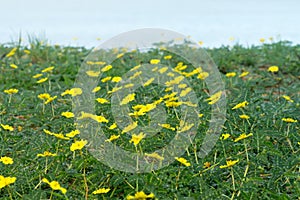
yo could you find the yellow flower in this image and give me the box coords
[226,72,236,77]
[282,95,293,103]
[175,157,191,167]
[42,178,67,194]
[61,88,82,97]
[37,77,48,83]
[127,191,155,200]
[239,114,250,119]
[45,96,57,104]
[42,66,55,73]
[259,38,265,43]
[130,132,146,146]
[125,83,134,88]
[0,124,14,131]
[6,47,17,58]
[129,71,142,80]
[234,133,253,142]
[0,156,13,165]
[203,161,211,168]
[178,84,187,89]
[145,152,164,160]
[101,65,113,72]
[164,55,172,60]
[158,123,175,131]
[239,71,249,78]
[220,133,231,140]
[178,121,194,133]
[92,86,101,93]
[197,72,209,80]
[4,88,18,94]
[101,76,112,83]
[120,93,135,105]
[24,49,31,54]
[86,70,100,77]
[61,111,74,118]
[66,130,80,138]
[10,64,18,69]
[143,78,155,87]
[111,76,122,83]
[92,188,110,194]
[70,140,88,151]
[198,113,204,118]
[167,72,175,77]
[198,41,204,45]
[0,175,16,189]
[52,133,70,140]
[180,87,192,97]
[282,118,297,123]
[130,64,141,71]
[220,159,239,168]
[122,122,138,134]
[205,91,222,105]
[38,93,51,100]
[109,123,117,130]
[150,59,160,64]
[37,151,57,157]
[159,67,168,74]
[117,53,124,58]
[96,98,109,104]
[105,134,120,142]
[165,76,184,87]
[232,101,248,110]
[32,73,43,78]
[268,66,279,73]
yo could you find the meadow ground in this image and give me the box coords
[0,39,299,199]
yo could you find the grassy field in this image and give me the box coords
[0,39,299,200]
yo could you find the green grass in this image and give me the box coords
[0,39,299,200]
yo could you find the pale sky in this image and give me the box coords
[1,0,299,47]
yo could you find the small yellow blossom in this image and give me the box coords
[239,71,249,78]
[145,152,164,160]
[143,78,155,87]
[203,161,211,168]
[226,72,236,77]
[86,70,100,77]
[127,191,155,200]
[101,65,113,72]
[45,96,57,104]
[165,76,184,87]
[105,134,120,142]
[10,64,18,69]
[0,124,14,131]
[96,98,109,104]
[42,178,67,194]
[259,38,265,43]
[158,123,175,131]
[150,59,160,64]
[61,111,74,118]
[197,72,209,80]
[66,130,80,138]
[130,132,146,146]
[4,88,18,94]
[239,114,250,119]
[268,66,279,73]
[120,93,135,105]
[129,71,142,80]
[282,118,297,123]
[0,175,16,189]
[117,53,124,58]
[220,133,231,140]
[112,76,122,82]
[198,113,204,118]
[159,67,168,74]
[220,159,239,168]
[93,188,110,194]
[122,121,138,134]
[101,76,112,83]
[164,55,172,60]
[70,140,88,151]
[175,157,191,167]
[234,133,253,142]
[92,86,101,93]
[180,87,192,97]
[205,91,222,105]
[24,49,31,54]
[282,95,293,103]
[37,77,48,83]
[37,151,57,157]
[42,66,55,73]
[32,73,43,78]
[38,93,51,100]
[232,101,248,110]
[109,123,117,130]
[6,47,17,57]
[61,88,82,97]
[107,86,122,94]
[0,156,13,165]
[130,64,141,71]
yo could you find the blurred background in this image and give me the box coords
[1,0,299,47]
